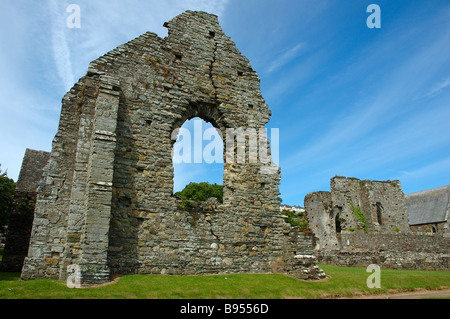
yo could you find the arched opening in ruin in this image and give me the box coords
[172,116,224,198]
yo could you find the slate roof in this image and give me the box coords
[406,185,450,225]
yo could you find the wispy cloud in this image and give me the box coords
[48,0,75,92]
[396,157,450,194]
[414,78,450,100]
[427,78,450,97]
[46,0,230,91]
[281,18,450,178]
[267,43,305,73]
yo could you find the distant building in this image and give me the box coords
[406,185,450,235]
[280,204,305,213]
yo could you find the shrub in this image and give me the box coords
[281,209,309,231]
[174,182,223,203]
[0,165,16,229]
[350,201,367,232]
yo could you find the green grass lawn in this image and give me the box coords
[0,265,449,299]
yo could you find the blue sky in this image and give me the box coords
[1,0,449,206]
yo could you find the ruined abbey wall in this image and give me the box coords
[305,176,449,270]
[21,11,320,285]
[330,176,410,233]
[1,149,50,272]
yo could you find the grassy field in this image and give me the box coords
[0,264,449,299]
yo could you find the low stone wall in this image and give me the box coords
[316,232,450,270]
[318,250,449,271]
[337,232,450,253]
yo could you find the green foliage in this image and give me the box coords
[0,164,16,228]
[175,182,223,204]
[350,201,367,232]
[391,226,400,232]
[281,209,309,231]
[178,199,195,210]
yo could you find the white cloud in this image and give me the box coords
[396,157,450,194]
[282,19,450,173]
[414,78,450,100]
[427,78,450,96]
[48,0,75,92]
[267,43,305,73]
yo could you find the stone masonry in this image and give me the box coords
[1,149,50,272]
[304,191,339,251]
[330,176,410,233]
[306,176,410,250]
[21,11,322,285]
[305,176,449,270]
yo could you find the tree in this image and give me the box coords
[0,164,16,229]
[174,182,223,203]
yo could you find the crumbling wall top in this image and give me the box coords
[15,149,50,193]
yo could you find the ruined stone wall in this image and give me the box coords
[337,232,449,253]
[1,149,50,272]
[305,176,411,253]
[21,11,317,285]
[318,232,449,270]
[318,250,449,270]
[304,176,449,270]
[330,176,410,233]
[410,222,448,234]
[304,191,339,251]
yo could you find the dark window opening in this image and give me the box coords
[209,31,216,38]
[174,53,182,62]
[248,104,254,109]
[237,71,243,77]
[335,213,342,233]
[376,202,383,225]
